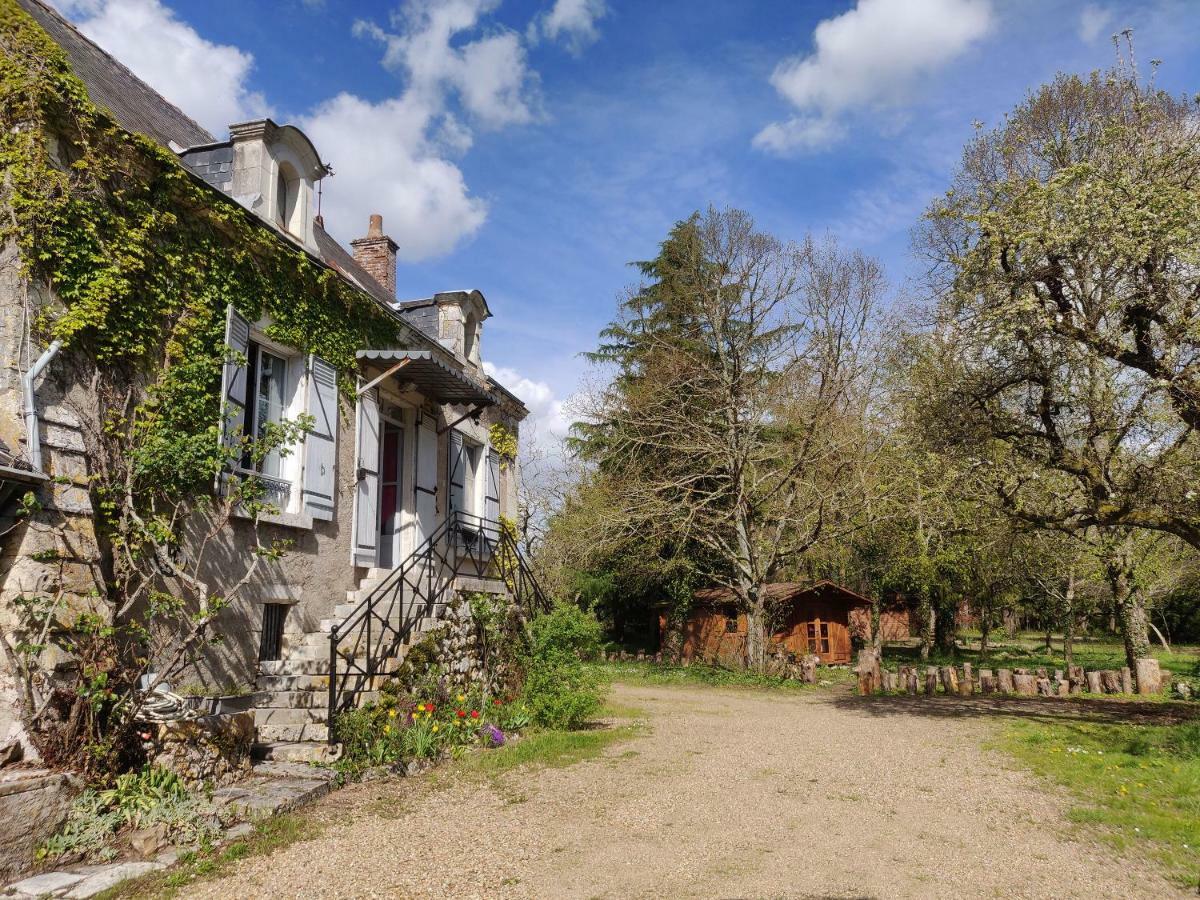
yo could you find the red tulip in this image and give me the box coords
[470,710,480,719]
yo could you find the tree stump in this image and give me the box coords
[1067,665,1084,694]
[979,669,996,694]
[939,666,959,694]
[1036,678,1053,696]
[1134,658,1160,695]
[924,667,938,696]
[654,652,663,663]
[1085,671,1103,693]
[957,676,973,697]
[1013,673,1037,696]
[1056,679,1070,698]
[800,655,818,684]
[906,669,919,695]
[1100,670,1121,694]
[856,649,879,695]
[1035,667,1049,680]
[1120,667,1133,694]
[998,669,1014,693]
[962,662,973,684]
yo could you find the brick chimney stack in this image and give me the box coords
[350,214,398,298]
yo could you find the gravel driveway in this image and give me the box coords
[185,682,1186,899]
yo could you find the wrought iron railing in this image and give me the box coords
[326,511,549,743]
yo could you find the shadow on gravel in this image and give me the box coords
[823,691,1199,727]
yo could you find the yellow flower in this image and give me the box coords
[417,703,426,712]
[388,709,397,719]
[383,725,391,735]
[457,693,466,702]
[431,724,440,733]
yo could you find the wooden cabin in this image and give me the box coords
[661,581,910,665]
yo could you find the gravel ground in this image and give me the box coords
[185,682,1187,899]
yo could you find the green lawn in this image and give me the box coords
[1002,716,1200,887]
[586,658,856,691]
[885,633,1200,687]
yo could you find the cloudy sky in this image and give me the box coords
[52,0,1200,448]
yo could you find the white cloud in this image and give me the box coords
[483,362,570,451]
[54,0,270,136]
[530,0,608,54]
[305,0,541,258]
[1078,5,1114,43]
[754,0,993,154]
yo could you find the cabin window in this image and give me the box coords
[724,608,738,633]
[807,621,830,654]
[259,603,288,662]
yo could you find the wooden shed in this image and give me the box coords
[661,581,910,665]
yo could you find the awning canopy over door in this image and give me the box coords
[356,350,496,406]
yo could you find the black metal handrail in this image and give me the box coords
[326,511,548,742]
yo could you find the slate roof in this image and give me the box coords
[17,0,215,149]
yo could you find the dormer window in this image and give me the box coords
[463,313,478,365]
[275,163,299,236]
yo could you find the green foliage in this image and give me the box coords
[39,766,218,863]
[1004,717,1200,886]
[521,605,604,729]
[591,659,855,691]
[488,423,518,464]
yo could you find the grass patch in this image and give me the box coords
[1001,716,1200,886]
[455,700,646,777]
[589,659,855,691]
[890,633,1200,682]
[98,814,321,900]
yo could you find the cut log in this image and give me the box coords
[1086,671,1103,693]
[906,669,919,695]
[939,666,959,694]
[800,655,818,684]
[998,669,1014,693]
[1035,667,1049,680]
[962,663,973,683]
[924,667,938,696]
[1100,670,1121,694]
[1036,678,1053,697]
[1056,680,1069,698]
[1134,658,1161,695]
[1120,667,1133,694]
[1013,673,1037,696]
[957,676,973,697]
[979,669,995,694]
[1067,665,1084,694]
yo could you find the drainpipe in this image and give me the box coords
[22,339,63,473]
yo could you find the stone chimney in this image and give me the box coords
[350,214,398,298]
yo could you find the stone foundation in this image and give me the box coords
[147,711,254,788]
[0,768,82,881]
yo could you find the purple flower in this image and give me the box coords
[485,724,505,747]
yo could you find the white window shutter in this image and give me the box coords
[301,355,338,521]
[414,414,438,545]
[219,304,250,461]
[448,430,465,515]
[485,449,500,524]
[351,386,380,567]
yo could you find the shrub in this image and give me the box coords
[521,605,604,730]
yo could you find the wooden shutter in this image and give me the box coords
[219,305,250,459]
[414,414,438,545]
[448,430,465,515]
[301,355,338,521]
[485,449,500,524]
[351,386,380,567]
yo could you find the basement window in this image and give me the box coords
[259,603,288,662]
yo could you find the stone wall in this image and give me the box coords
[0,769,81,881]
[146,711,254,789]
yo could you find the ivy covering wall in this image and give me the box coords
[0,0,407,506]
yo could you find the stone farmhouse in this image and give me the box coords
[1,0,543,758]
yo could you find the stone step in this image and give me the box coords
[256,722,329,743]
[256,674,328,692]
[254,707,328,726]
[454,574,509,595]
[252,741,340,764]
[253,690,318,709]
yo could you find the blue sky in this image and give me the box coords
[54,0,1200,446]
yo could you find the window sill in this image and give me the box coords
[231,505,314,531]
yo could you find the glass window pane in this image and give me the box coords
[256,350,286,478]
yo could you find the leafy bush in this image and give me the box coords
[521,605,604,730]
[39,767,219,862]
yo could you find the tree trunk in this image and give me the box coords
[934,585,956,655]
[743,597,766,672]
[918,591,934,661]
[1107,552,1150,674]
[1063,568,1076,667]
[979,608,990,659]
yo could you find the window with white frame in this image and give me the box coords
[221,305,340,525]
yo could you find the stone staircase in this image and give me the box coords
[251,567,446,760]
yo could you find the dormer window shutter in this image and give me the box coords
[301,355,338,521]
[219,304,250,462]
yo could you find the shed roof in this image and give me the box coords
[693,581,870,608]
